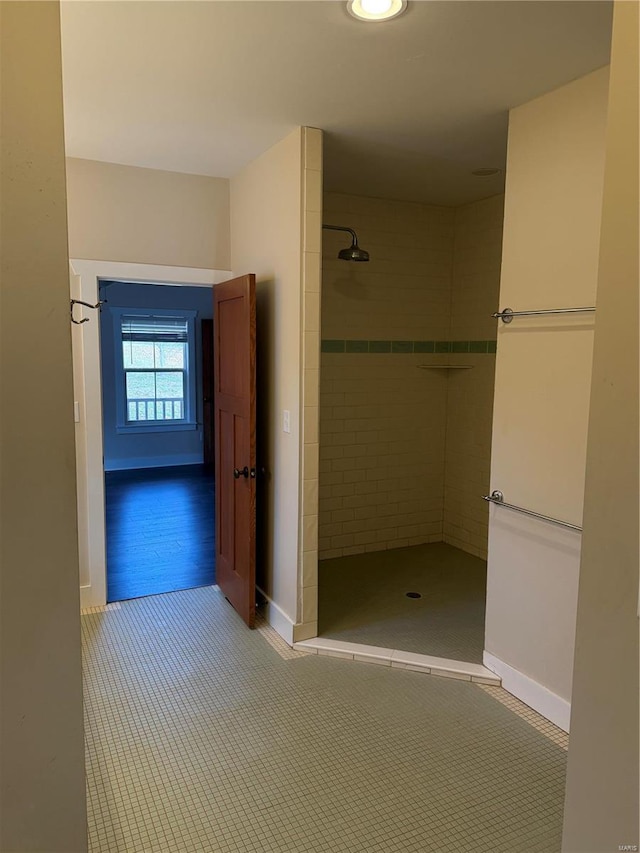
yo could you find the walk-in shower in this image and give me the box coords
[318,191,505,666]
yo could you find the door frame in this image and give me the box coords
[71,259,231,609]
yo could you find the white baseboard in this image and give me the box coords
[483,651,571,732]
[104,454,203,472]
[80,584,106,610]
[256,586,295,645]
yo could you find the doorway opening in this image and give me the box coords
[98,280,215,603]
[317,190,504,665]
[71,260,231,612]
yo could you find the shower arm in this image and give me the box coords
[322,224,358,243]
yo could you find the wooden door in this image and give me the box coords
[201,319,214,467]
[213,274,256,628]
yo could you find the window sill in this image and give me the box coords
[116,422,199,435]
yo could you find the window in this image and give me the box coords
[113,309,197,433]
[122,315,187,423]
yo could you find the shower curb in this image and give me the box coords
[292,637,501,685]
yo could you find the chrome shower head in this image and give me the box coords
[323,224,370,262]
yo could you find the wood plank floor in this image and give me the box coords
[106,464,215,603]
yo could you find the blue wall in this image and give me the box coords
[100,281,213,470]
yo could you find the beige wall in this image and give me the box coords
[485,67,609,717]
[319,193,454,558]
[561,3,639,849]
[66,157,230,269]
[0,3,87,851]
[443,195,503,559]
[231,127,321,630]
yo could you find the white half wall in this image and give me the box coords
[485,510,583,711]
[485,67,610,719]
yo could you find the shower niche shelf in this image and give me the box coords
[417,364,474,370]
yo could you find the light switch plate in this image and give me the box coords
[283,410,291,434]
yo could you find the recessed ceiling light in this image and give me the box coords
[347,0,407,23]
[472,168,501,177]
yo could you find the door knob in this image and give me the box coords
[233,466,257,479]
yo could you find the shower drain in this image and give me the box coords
[405,591,422,599]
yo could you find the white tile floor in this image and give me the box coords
[82,586,568,852]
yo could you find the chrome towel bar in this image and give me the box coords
[493,306,596,324]
[483,490,582,532]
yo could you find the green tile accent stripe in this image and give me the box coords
[322,340,497,354]
[321,339,346,353]
[368,340,391,353]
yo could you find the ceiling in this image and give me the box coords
[60,0,613,207]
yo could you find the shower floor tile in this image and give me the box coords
[319,542,486,662]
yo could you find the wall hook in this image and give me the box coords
[70,299,104,325]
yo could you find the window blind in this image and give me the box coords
[121,316,189,343]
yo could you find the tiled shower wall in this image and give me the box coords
[319,191,503,561]
[319,193,455,559]
[444,195,504,559]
